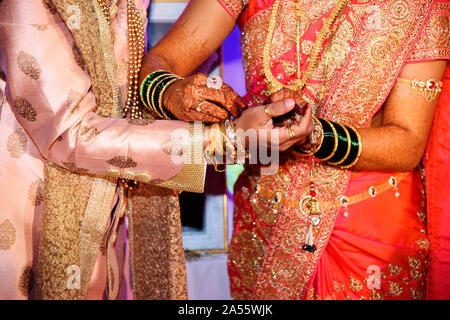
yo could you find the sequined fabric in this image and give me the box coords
[218,0,450,300]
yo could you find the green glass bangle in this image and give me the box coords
[140,70,170,107]
[327,121,351,165]
[314,118,338,160]
[147,73,175,118]
[339,126,362,168]
[151,75,179,119]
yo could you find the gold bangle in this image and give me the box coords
[309,115,324,154]
[340,125,362,169]
[328,123,352,165]
[320,119,338,161]
[158,77,179,120]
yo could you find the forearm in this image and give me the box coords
[354,125,427,172]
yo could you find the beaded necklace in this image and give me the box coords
[262,0,349,252]
[97,0,146,119]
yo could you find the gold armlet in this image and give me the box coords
[397,77,443,103]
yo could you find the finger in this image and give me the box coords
[192,78,243,117]
[194,101,228,121]
[276,105,313,143]
[268,88,307,105]
[266,98,296,119]
[188,112,222,123]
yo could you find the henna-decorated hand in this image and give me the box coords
[162,73,245,122]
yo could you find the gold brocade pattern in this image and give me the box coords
[36,162,94,299]
[157,123,205,194]
[407,2,450,62]
[127,184,187,299]
[221,0,248,19]
[230,0,436,300]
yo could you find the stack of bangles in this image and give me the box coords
[205,119,249,171]
[140,70,181,119]
[295,116,362,169]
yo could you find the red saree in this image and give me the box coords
[218,0,450,299]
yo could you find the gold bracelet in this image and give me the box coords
[296,115,324,155]
[320,119,339,161]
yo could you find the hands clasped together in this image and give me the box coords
[162,73,313,157]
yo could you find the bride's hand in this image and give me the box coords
[162,73,245,122]
[235,98,313,152]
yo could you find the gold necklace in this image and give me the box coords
[262,0,349,95]
[97,0,146,119]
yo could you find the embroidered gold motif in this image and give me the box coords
[79,126,101,143]
[408,256,423,280]
[28,179,45,207]
[370,289,383,300]
[7,127,28,159]
[389,281,403,297]
[106,156,137,168]
[349,276,363,292]
[408,11,450,61]
[0,219,16,250]
[126,118,156,126]
[13,96,37,122]
[415,238,430,250]
[389,264,402,276]
[18,266,34,298]
[17,51,41,80]
[32,24,48,31]
[417,210,426,223]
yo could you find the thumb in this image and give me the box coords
[266,98,296,117]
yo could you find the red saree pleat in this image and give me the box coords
[425,63,450,300]
[307,170,429,300]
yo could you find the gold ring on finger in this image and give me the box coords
[196,101,207,112]
[264,105,273,119]
[286,119,293,128]
[288,128,295,140]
